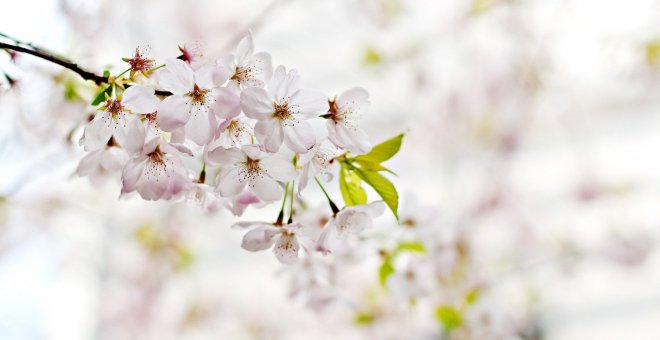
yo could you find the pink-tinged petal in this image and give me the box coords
[273,233,300,264]
[82,112,113,151]
[157,95,191,131]
[206,146,244,165]
[120,157,146,195]
[76,149,104,177]
[290,89,329,118]
[213,56,233,86]
[297,143,319,166]
[255,119,283,153]
[297,164,313,194]
[232,221,269,229]
[212,87,241,119]
[242,226,279,252]
[241,87,274,120]
[185,108,216,145]
[270,66,300,101]
[158,59,194,95]
[216,166,247,197]
[230,190,261,216]
[261,157,297,182]
[100,147,129,172]
[241,144,268,160]
[252,52,273,83]
[170,126,186,144]
[362,201,386,218]
[283,120,316,153]
[315,221,337,255]
[250,175,282,202]
[337,87,370,117]
[337,123,372,154]
[113,118,145,155]
[235,32,255,64]
[161,143,193,157]
[122,85,159,113]
[193,63,218,89]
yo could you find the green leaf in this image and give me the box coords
[63,79,82,102]
[363,47,382,66]
[353,157,396,175]
[378,259,395,286]
[103,69,111,78]
[354,312,375,325]
[396,241,425,254]
[465,287,480,305]
[355,133,403,163]
[354,168,399,219]
[339,164,367,206]
[91,85,112,106]
[435,305,463,331]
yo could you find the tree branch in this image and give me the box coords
[1,40,107,85]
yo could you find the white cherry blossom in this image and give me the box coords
[237,221,309,265]
[219,32,273,90]
[207,144,296,202]
[297,139,339,194]
[240,65,328,153]
[316,201,386,254]
[156,58,236,145]
[326,87,372,154]
[80,85,160,151]
[120,138,192,201]
[76,145,128,185]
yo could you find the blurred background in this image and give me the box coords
[2,0,660,339]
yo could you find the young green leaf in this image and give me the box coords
[91,85,112,106]
[355,168,399,219]
[355,133,404,163]
[396,241,425,254]
[353,157,396,175]
[378,258,395,286]
[339,165,368,206]
[435,305,463,331]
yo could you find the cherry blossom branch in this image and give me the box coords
[0,38,107,85]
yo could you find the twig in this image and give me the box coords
[0,41,106,85]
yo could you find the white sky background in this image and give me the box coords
[2,0,660,339]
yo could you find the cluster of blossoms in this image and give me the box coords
[76,33,394,265]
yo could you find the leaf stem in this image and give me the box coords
[315,177,340,215]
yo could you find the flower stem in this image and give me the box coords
[287,180,295,224]
[276,182,289,225]
[315,177,340,215]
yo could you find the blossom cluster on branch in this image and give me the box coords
[74,33,402,265]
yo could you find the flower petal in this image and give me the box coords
[157,95,191,131]
[185,107,216,145]
[158,59,194,95]
[255,119,284,153]
[250,175,282,202]
[206,146,245,165]
[81,112,113,151]
[235,32,255,64]
[212,87,241,119]
[216,166,247,197]
[122,85,159,113]
[261,157,297,182]
[273,233,300,264]
[241,87,274,120]
[283,120,316,153]
[290,89,328,118]
[241,226,279,252]
[337,87,370,117]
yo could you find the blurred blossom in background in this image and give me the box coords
[2,0,660,339]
